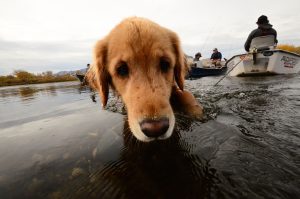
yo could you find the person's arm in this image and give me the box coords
[274,29,278,44]
[244,30,255,52]
[244,35,252,52]
[218,52,222,60]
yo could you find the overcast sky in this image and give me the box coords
[1,0,300,75]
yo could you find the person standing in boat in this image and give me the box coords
[210,48,222,66]
[244,15,278,52]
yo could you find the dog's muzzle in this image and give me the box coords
[139,117,169,138]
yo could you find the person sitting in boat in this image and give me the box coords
[194,52,202,61]
[191,52,202,67]
[210,48,222,67]
[244,15,278,52]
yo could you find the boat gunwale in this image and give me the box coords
[225,49,300,67]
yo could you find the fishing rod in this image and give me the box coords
[212,54,248,87]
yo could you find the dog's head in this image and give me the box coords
[90,17,187,142]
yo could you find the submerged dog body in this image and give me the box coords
[86,17,203,142]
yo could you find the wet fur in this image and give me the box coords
[86,17,203,141]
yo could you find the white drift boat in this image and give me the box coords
[226,35,300,76]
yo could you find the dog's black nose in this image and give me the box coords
[140,118,169,138]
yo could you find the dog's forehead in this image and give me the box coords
[108,19,173,54]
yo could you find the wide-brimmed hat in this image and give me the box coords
[256,15,269,25]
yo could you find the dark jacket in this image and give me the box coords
[210,52,222,60]
[244,24,278,52]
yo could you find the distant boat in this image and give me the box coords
[75,73,85,82]
[186,58,227,79]
[226,35,300,76]
[187,66,227,78]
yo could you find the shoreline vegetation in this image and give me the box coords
[1,45,298,87]
[0,70,78,87]
[276,44,300,54]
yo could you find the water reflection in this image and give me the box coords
[0,82,92,128]
[0,117,231,199]
[77,84,97,103]
[0,83,69,102]
[70,121,225,199]
[0,76,299,199]
[44,86,58,96]
[18,87,39,100]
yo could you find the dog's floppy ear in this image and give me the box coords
[93,38,111,108]
[169,31,187,91]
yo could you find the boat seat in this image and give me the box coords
[250,35,276,52]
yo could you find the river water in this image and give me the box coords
[0,76,299,199]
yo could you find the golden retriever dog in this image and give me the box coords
[86,17,203,142]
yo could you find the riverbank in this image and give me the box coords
[0,78,77,87]
[0,70,78,87]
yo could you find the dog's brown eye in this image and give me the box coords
[116,62,129,77]
[160,59,170,73]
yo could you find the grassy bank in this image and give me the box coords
[277,44,300,55]
[0,70,78,87]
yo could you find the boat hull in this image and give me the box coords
[187,67,227,78]
[226,50,300,76]
[186,58,227,78]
